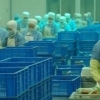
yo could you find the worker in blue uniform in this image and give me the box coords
[58,16,71,32]
[22,19,43,42]
[2,20,25,47]
[42,12,59,37]
[16,12,30,32]
[65,13,77,31]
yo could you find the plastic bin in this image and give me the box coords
[24,41,55,56]
[0,46,37,60]
[77,40,97,49]
[58,31,78,41]
[55,40,76,50]
[54,45,68,57]
[0,77,52,100]
[77,32,98,41]
[17,77,52,100]
[56,68,82,76]
[70,56,91,67]
[0,57,52,98]
[53,76,81,96]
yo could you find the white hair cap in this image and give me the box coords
[64,13,71,18]
[60,16,66,22]
[35,16,42,21]
[7,20,17,33]
[48,12,55,19]
[84,13,88,17]
[56,14,61,18]
[28,19,37,26]
[22,12,30,18]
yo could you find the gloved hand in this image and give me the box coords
[95,82,100,92]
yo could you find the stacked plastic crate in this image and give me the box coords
[0,57,53,100]
[0,44,53,100]
[0,46,37,60]
[57,31,78,58]
[53,65,83,97]
[77,31,98,56]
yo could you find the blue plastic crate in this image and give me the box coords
[0,67,22,98]
[57,65,84,69]
[58,31,78,41]
[77,32,98,41]
[70,56,91,66]
[54,45,68,57]
[0,57,52,98]
[53,56,68,65]
[77,40,97,51]
[56,68,82,76]
[55,40,76,50]
[24,41,55,56]
[0,46,37,60]
[17,77,52,100]
[52,56,68,75]
[53,76,81,96]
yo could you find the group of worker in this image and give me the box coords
[0,11,93,47]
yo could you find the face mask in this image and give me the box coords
[28,28,35,32]
[23,18,28,23]
[8,30,15,38]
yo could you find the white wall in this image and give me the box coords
[0,0,10,28]
[61,0,75,16]
[11,0,46,19]
[80,0,94,20]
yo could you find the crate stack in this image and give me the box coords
[57,31,78,58]
[53,65,83,97]
[0,46,53,100]
[77,31,98,56]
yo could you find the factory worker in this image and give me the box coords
[55,14,61,23]
[58,16,71,32]
[87,12,93,25]
[14,14,20,21]
[81,20,88,27]
[35,16,43,32]
[42,12,59,37]
[73,13,78,20]
[41,14,48,27]
[76,13,82,20]
[44,14,49,22]
[83,13,92,26]
[90,41,100,88]
[75,19,83,29]
[0,28,9,48]
[2,20,25,47]
[0,17,9,48]
[65,13,76,31]
[22,19,42,42]
[16,12,30,32]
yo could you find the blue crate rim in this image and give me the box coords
[0,57,52,74]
